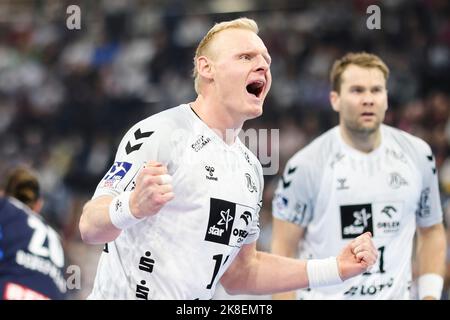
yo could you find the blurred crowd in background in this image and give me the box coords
[0,0,449,299]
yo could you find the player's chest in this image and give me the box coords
[174,146,260,204]
[170,146,260,248]
[321,154,421,239]
[327,154,421,201]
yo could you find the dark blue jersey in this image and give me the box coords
[0,197,66,299]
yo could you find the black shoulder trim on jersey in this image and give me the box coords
[125,129,154,155]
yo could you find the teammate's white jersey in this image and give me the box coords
[273,125,443,300]
[88,104,263,300]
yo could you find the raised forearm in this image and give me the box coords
[79,195,121,244]
[223,251,309,295]
[270,238,300,299]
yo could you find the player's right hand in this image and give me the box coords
[336,232,378,281]
[129,161,174,219]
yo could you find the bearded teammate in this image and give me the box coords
[79,19,378,300]
[271,52,447,300]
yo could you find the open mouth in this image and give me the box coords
[246,80,265,98]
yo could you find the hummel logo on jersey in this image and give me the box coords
[245,173,257,193]
[205,166,218,181]
[125,128,154,155]
[244,152,251,164]
[388,172,408,189]
[287,167,297,175]
[337,178,349,190]
[101,161,132,188]
[427,153,436,174]
[340,204,373,239]
[281,166,297,188]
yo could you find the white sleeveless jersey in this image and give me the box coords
[273,125,443,300]
[88,104,263,300]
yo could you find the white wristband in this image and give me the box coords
[109,191,141,230]
[418,273,443,300]
[306,257,343,288]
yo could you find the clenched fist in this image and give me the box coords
[337,232,378,281]
[129,161,174,219]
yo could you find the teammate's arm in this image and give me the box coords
[220,232,377,295]
[416,223,446,299]
[413,141,446,300]
[79,162,174,244]
[271,218,305,299]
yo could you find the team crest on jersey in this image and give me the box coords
[204,198,254,247]
[101,162,132,188]
[340,204,373,239]
[388,172,408,189]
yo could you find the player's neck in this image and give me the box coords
[190,96,242,145]
[339,125,382,153]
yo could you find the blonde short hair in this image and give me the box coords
[330,52,389,92]
[193,17,259,94]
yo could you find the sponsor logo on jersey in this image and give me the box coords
[245,173,257,193]
[381,205,396,218]
[293,201,308,225]
[376,204,401,235]
[191,135,211,152]
[205,166,218,181]
[416,188,430,217]
[388,172,408,189]
[340,204,373,238]
[240,211,252,226]
[205,198,254,247]
[101,162,132,189]
[344,278,394,297]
